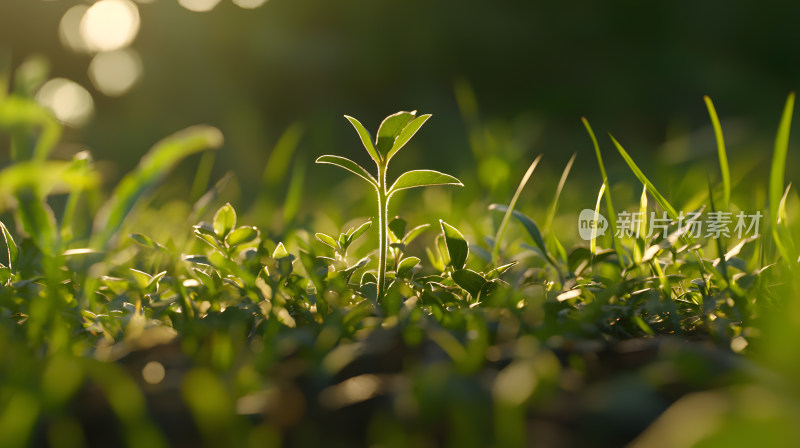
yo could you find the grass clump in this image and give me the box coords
[1,59,800,447]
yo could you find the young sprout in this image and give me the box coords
[316,111,463,303]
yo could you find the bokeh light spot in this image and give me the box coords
[142,361,166,385]
[232,0,268,9]
[88,49,143,97]
[178,0,222,12]
[80,0,140,52]
[59,5,91,53]
[35,79,94,128]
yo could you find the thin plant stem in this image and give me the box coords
[377,160,389,303]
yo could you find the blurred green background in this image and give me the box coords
[2,0,799,234]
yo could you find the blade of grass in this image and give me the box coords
[704,96,730,210]
[91,125,223,249]
[190,151,215,203]
[544,152,576,232]
[263,122,303,186]
[590,183,605,256]
[609,134,679,219]
[769,92,795,263]
[491,154,542,265]
[582,118,626,269]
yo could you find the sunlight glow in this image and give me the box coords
[88,49,143,97]
[232,0,269,9]
[80,0,140,52]
[59,5,90,53]
[35,79,94,127]
[178,0,222,12]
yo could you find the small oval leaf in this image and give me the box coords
[315,232,340,250]
[376,111,416,155]
[213,203,236,238]
[225,226,259,247]
[397,256,420,278]
[389,170,463,194]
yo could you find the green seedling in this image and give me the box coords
[316,111,463,303]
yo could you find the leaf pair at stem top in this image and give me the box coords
[316,111,463,303]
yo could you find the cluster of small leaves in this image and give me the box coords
[0,59,797,447]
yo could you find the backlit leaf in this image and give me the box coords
[389,170,463,194]
[440,220,469,269]
[315,155,378,188]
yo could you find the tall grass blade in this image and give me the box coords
[190,151,215,203]
[491,154,542,265]
[591,183,605,256]
[704,96,730,210]
[263,122,303,186]
[92,125,223,249]
[0,220,18,273]
[582,118,625,269]
[769,92,795,263]
[609,134,679,219]
[544,153,576,232]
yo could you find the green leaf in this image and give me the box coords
[92,125,223,249]
[396,256,420,277]
[0,221,18,273]
[347,220,372,246]
[225,226,259,247]
[130,269,153,290]
[315,155,378,188]
[544,153,576,232]
[344,115,381,164]
[403,223,430,244]
[389,170,463,195]
[491,154,542,264]
[262,122,303,186]
[452,269,486,299]
[582,118,625,269]
[609,134,679,219]
[388,217,407,242]
[15,187,58,255]
[213,203,237,238]
[769,92,795,263]
[704,96,730,210]
[440,220,469,269]
[489,204,547,255]
[376,111,416,155]
[0,161,99,212]
[130,233,163,251]
[315,233,340,251]
[0,95,62,161]
[272,242,290,259]
[385,114,431,163]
